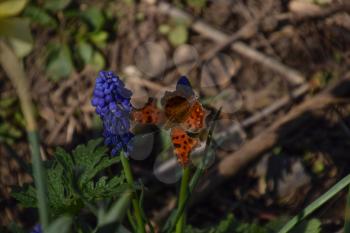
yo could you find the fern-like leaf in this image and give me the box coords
[12,138,126,218]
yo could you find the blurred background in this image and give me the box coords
[1,0,350,231]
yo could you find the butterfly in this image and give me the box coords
[131,76,207,166]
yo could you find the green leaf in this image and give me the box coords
[158,24,171,34]
[234,223,268,233]
[0,17,33,57]
[97,191,132,233]
[77,40,93,65]
[89,31,108,49]
[265,216,289,232]
[12,139,125,218]
[7,223,26,233]
[44,0,71,11]
[85,176,127,200]
[186,0,206,9]
[23,5,58,28]
[72,138,107,184]
[160,128,172,149]
[116,225,133,233]
[168,24,188,47]
[0,122,22,139]
[123,0,134,5]
[183,214,271,233]
[82,7,105,31]
[90,50,105,70]
[0,97,24,144]
[314,0,332,5]
[47,216,72,233]
[0,96,16,108]
[11,185,37,208]
[0,0,27,18]
[291,219,321,233]
[69,138,124,199]
[100,192,131,224]
[9,36,32,58]
[215,214,235,233]
[46,44,73,81]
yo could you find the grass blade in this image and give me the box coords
[120,152,146,233]
[175,166,191,233]
[278,173,350,233]
[97,190,132,233]
[47,216,72,233]
[344,185,350,233]
[100,191,132,225]
[0,41,49,229]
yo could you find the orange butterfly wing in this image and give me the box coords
[162,89,206,132]
[131,99,163,125]
[181,101,206,132]
[171,127,198,166]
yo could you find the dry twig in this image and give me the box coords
[215,83,310,139]
[158,2,305,85]
[197,2,350,66]
[158,1,350,86]
[154,83,310,177]
[194,75,350,203]
[47,71,93,144]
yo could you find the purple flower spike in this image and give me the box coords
[30,224,42,233]
[92,71,134,155]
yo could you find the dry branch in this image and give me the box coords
[126,74,169,92]
[158,1,350,85]
[47,91,91,145]
[202,2,350,62]
[158,2,305,85]
[155,83,310,177]
[47,70,93,144]
[193,75,350,203]
[215,83,310,139]
[290,2,350,22]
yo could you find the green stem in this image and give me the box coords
[0,41,49,230]
[120,153,146,233]
[175,166,191,233]
[344,185,350,233]
[127,210,138,233]
[28,132,49,229]
[164,109,221,233]
[278,173,350,233]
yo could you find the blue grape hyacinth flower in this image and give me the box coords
[91,71,134,155]
[30,224,42,233]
